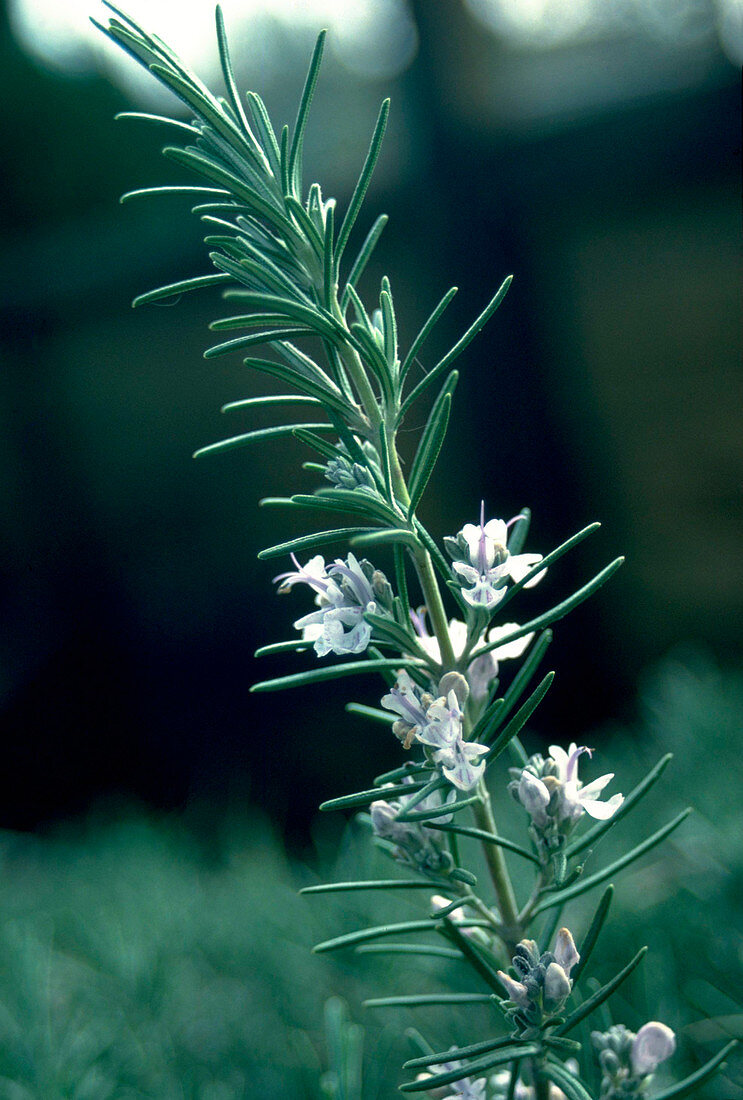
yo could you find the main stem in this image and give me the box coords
[473,779,521,954]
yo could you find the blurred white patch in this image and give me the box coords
[8,0,417,101]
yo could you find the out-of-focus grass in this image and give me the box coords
[0,651,738,1097]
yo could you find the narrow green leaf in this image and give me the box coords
[341,214,389,308]
[404,1034,516,1070]
[364,612,424,657]
[350,529,416,552]
[205,327,309,357]
[534,809,692,915]
[121,185,229,203]
[313,918,491,953]
[214,5,255,143]
[467,697,506,746]
[250,657,425,693]
[495,522,602,615]
[485,672,555,762]
[380,285,397,366]
[399,794,480,823]
[193,422,332,459]
[284,194,325,257]
[408,384,454,513]
[239,356,349,414]
[651,1040,738,1100]
[258,527,372,559]
[301,879,445,894]
[427,823,540,865]
[567,754,674,858]
[132,272,231,307]
[557,947,647,1035]
[208,288,338,340]
[289,30,326,194]
[244,89,282,181]
[279,123,291,197]
[400,1044,541,1094]
[394,775,447,819]
[366,993,494,1010]
[486,630,553,734]
[147,57,257,156]
[295,488,400,524]
[506,507,531,554]
[323,199,336,306]
[163,145,292,235]
[373,760,430,785]
[399,275,511,415]
[115,110,200,135]
[335,98,390,272]
[356,943,460,958]
[222,395,322,412]
[345,703,396,726]
[436,274,513,373]
[348,322,395,401]
[440,917,505,995]
[477,558,625,659]
[319,778,430,812]
[292,427,342,461]
[254,640,312,657]
[570,886,614,984]
[400,286,458,381]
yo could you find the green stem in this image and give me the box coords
[533,1061,551,1100]
[472,781,521,953]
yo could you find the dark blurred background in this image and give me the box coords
[0,0,740,847]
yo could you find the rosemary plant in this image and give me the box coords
[95,6,736,1097]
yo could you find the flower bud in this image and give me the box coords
[553,927,579,976]
[438,671,470,705]
[543,962,572,1010]
[497,970,530,1007]
[631,1022,676,1075]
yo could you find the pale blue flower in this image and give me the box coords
[277,551,378,657]
[631,1022,676,1075]
[450,505,545,609]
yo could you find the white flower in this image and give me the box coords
[273,552,330,595]
[413,616,533,701]
[516,743,623,826]
[631,1022,676,1076]
[294,602,374,657]
[450,507,545,609]
[418,690,488,791]
[281,551,379,657]
[548,743,624,822]
[383,664,429,734]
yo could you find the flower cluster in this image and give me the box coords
[370,783,455,876]
[412,612,533,701]
[381,671,488,791]
[445,507,545,610]
[510,743,623,867]
[274,552,392,657]
[323,451,377,491]
[497,928,579,1031]
[592,1022,676,1098]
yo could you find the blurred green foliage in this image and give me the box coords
[0,651,738,1098]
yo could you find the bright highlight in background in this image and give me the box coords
[9,0,418,95]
